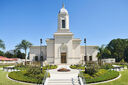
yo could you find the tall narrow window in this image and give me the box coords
[89,56,92,61]
[62,20,65,28]
[84,56,87,61]
[35,56,38,61]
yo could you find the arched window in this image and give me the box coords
[62,20,65,28]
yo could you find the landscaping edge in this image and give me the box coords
[87,73,121,85]
[7,73,36,85]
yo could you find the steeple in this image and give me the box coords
[57,4,69,32]
[62,3,64,8]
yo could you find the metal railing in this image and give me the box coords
[42,69,48,85]
[72,78,75,85]
[78,70,86,85]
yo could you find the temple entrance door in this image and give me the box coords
[61,53,67,63]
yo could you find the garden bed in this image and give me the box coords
[79,69,119,84]
[8,71,39,83]
[8,67,50,84]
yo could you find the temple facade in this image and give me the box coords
[29,5,98,65]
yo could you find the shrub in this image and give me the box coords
[100,64,113,69]
[70,64,85,70]
[43,65,57,70]
[85,67,98,76]
[14,64,27,70]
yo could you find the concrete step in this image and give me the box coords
[47,78,80,85]
[47,84,79,85]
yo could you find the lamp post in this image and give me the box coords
[84,38,87,64]
[84,38,87,72]
[40,38,43,73]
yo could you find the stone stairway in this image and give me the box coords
[46,78,80,85]
[45,65,80,85]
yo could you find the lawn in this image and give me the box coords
[0,70,33,85]
[90,70,128,85]
[0,65,12,68]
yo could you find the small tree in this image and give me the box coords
[16,40,32,65]
[97,45,105,65]
[0,50,4,56]
[0,39,5,50]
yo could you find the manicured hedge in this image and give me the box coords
[14,64,57,70]
[70,65,85,70]
[43,65,57,70]
[80,70,119,84]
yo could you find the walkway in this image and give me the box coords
[45,65,80,85]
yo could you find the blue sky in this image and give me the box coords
[0,0,128,52]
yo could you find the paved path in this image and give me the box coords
[45,65,80,85]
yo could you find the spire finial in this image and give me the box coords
[62,3,64,8]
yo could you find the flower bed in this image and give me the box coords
[58,68,70,72]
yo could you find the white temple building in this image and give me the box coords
[29,5,98,65]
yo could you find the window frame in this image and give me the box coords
[62,20,66,28]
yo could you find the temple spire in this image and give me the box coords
[58,3,69,32]
[62,3,64,8]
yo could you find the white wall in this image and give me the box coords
[46,39,54,64]
[29,46,47,61]
[54,34,73,64]
[80,46,98,62]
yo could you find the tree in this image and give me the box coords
[14,50,25,59]
[102,48,111,58]
[16,40,32,65]
[97,45,105,65]
[107,38,128,62]
[124,46,128,62]
[0,39,5,49]
[4,51,14,58]
[0,50,4,56]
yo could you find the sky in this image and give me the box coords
[0,0,128,52]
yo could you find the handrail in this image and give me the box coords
[72,78,75,85]
[42,68,48,85]
[78,70,86,85]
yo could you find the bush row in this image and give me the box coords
[70,63,114,70]
[70,65,85,70]
[14,64,57,70]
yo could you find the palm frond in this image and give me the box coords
[0,39,5,49]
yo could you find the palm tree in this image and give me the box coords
[97,45,105,65]
[0,39,5,49]
[16,40,32,65]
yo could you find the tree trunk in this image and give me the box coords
[25,50,27,65]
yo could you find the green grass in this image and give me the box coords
[0,70,33,85]
[79,69,119,84]
[8,71,48,84]
[91,70,128,85]
[0,65,13,68]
